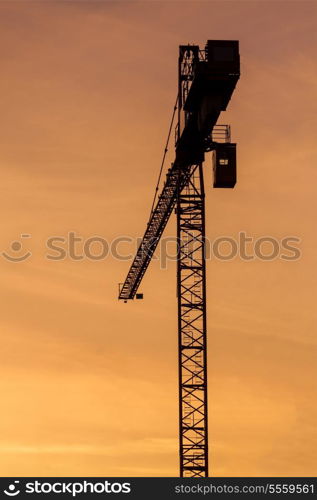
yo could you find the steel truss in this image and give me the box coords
[177,163,208,477]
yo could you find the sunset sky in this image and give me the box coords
[0,0,316,477]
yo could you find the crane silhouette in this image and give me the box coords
[119,40,240,477]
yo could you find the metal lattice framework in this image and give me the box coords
[177,163,208,477]
[118,163,192,300]
[119,40,239,477]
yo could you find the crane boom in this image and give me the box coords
[118,159,192,300]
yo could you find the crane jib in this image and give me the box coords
[118,161,192,300]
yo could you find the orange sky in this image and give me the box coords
[0,1,316,477]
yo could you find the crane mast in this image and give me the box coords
[177,162,208,476]
[119,40,240,477]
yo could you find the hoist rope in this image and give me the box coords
[149,93,178,216]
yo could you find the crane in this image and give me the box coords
[118,40,240,478]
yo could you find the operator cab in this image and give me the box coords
[213,143,236,188]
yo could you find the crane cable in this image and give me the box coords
[150,93,179,216]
